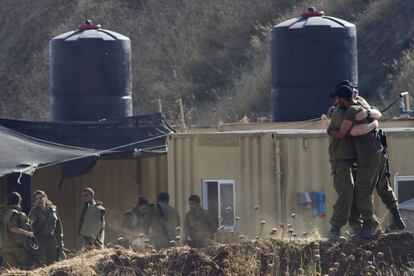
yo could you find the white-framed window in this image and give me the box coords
[394,173,414,205]
[202,179,235,229]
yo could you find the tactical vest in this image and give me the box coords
[3,205,30,248]
[80,202,105,239]
[29,206,59,237]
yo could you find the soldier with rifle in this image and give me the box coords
[144,192,180,250]
[328,83,405,240]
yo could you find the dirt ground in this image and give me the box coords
[5,232,414,275]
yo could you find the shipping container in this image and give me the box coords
[167,128,414,237]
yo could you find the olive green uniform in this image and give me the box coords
[355,96,398,210]
[328,107,361,230]
[29,205,63,265]
[375,153,398,210]
[122,207,145,245]
[2,205,31,269]
[144,202,180,250]
[184,208,218,248]
[345,104,383,221]
[122,207,145,232]
[78,201,105,249]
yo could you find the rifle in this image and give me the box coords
[57,245,70,260]
[378,129,391,178]
[380,92,408,113]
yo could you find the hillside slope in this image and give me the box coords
[0,0,412,124]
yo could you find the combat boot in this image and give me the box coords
[371,219,381,235]
[388,208,406,230]
[354,219,374,240]
[328,226,346,242]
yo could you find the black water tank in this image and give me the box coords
[50,21,132,121]
[270,8,357,121]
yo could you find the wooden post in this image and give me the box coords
[177,98,187,133]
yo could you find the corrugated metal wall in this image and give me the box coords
[168,133,280,235]
[168,129,414,238]
[30,155,168,250]
[277,133,334,234]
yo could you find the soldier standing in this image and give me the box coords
[349,84,405,231]
[183,195,218,248]
[2,192,34,269]
[77,187,105,249]
[144,192,180,250]
[326,82,380,240]
[329,81,405,233]
[29,190,63,265]
[122,197,148,242]
[329,85,384,239]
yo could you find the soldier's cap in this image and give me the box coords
[137,196,148,206]
[335,80,357,89]
[330,85,353,100]
[83,187,95,196]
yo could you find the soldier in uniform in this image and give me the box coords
[183,195,218,248]
[348,83,405,231]
[144,192,180,250]
[2,192,34,269]
[29,190,63,265]
[329,85,385,239]
[327,82,379,240]
[122,197,148,243]
[330,81,405,232]
[77,187,105,249]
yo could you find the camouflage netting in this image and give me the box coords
[6,233,414,275]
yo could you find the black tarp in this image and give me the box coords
[0,113,174,179]
[0,125,98,178]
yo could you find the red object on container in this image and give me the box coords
[301,10,325,17]
[79,20,101,30]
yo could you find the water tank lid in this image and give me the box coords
[79,20,101,30]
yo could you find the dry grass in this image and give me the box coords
[4,209,414,275]
[5,232,414,275]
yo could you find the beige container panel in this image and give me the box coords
[387,134,414,175]
[137,155,168,202]
[237,135,279,235]
[168,137,196,217]
[168,133,280,237]
[278,136,334,235]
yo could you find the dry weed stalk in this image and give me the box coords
[288,228,294,241]
[291,213,296,227]
[257,220,266,239]
[280,223,285,239]
[232,216,240,239]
